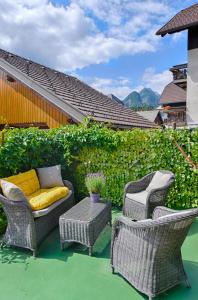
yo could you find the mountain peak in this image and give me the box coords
[123,88,160,108]
[140,87,152,92]
[123,91,141,107]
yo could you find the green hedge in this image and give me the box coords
[74,128,198,208]
[0,123,197,233]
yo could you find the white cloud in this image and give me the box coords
[172,31,185,42]
[141,67,172,93]
[0,0,175,71]
[0,1,98,70]
[86,76,133,99]
[0,0,186,98]
[80,67,172,100]
[75,0,171,26]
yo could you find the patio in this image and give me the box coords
[0,209,197,300]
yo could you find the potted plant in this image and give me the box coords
[85,173,106,203]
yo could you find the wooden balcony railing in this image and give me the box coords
[170,64,187,81]
[163,110,186,127]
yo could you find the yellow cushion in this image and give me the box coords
[27,186,69,211]
[3,170,40,196]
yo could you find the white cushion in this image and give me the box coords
[32,190,72,218]
[1,180,27,202]
[37,165,64,189]
[146,171,172,192]
[126,191,148,205]
[137,218,152,223]
[158,210,194,220]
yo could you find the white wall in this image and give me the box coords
[187,48,198,127]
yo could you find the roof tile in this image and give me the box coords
[156,4,198,36]
[160,82,186,104]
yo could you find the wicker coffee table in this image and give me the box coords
[59,197,111,256]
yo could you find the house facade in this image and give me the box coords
[156,3,198,128]
[159,65,187,127]
[0,49,154,130]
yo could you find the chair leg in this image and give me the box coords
[185,278,191,288]
[112,266,115,274]
[88,246,93,256]
[149,296,153,300]
[0,237,6,249]
[0,241,4,249]
[33,249,38,258]
[60,242,64,251]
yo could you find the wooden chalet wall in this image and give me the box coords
[0,69,70,128]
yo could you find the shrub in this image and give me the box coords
[74,129,198,208]
[0,124,197,234]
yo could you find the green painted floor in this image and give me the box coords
[0,211,198,300]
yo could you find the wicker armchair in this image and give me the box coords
[111,206,198,300]
[0,180,74,257]
[123,170,175,220]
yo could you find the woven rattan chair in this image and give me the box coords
[123,170,175,220]
[111,206,198,299]
[0,180,74,257]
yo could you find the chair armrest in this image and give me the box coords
[113,215,155,230]
[153,206,198,222]
[0,194,31,210]
[113,215,135,227]
[124,173,154,194]
[63,180,74,193]
[0,194,36,251]
[0,194,34,226]
[153,206,178,219]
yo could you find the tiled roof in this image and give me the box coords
[137,110,161,123]
[108,94,124,106]
[160,83,186,104]
[0,49,154,129]
[156,4,198,36]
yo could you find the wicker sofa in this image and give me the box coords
[111,206,198,299]
[123,170,175,220]
[0,179,74,257]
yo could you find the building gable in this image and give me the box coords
[0,48,154,129]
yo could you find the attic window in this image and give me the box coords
[6,75,15,83]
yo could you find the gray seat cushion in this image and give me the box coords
[32,190,72,218]
[126,191,148,205]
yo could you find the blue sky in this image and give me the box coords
[0,0,197,99]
